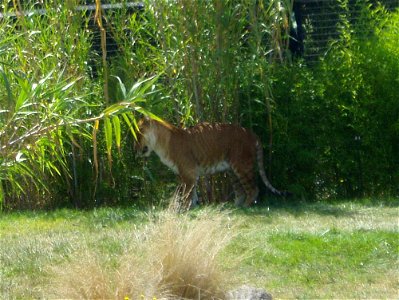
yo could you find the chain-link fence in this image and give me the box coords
[292,0,398,62]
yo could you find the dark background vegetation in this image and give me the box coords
[0,0,398,210]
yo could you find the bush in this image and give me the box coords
[271,6,399,199]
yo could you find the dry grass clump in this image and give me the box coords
[48,209,235,299]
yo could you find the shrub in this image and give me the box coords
[271,5,399,199]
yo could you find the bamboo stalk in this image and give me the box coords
[12,0,30,74]
[95,0,110,105]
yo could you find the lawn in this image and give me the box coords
[0,200,398,299]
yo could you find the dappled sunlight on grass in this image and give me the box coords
[221,202,398,298]
[0,202,397,299]
[1,208,235,299]
[234,201,398,233]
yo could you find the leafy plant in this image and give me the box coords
[1,0,396,208]
[0,68,88,208]
[271,3,399,199]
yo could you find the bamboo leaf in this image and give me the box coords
[104,117,113,161]
[103,103,128,116]
[15,79,30,112]
[38,69,55,85]
[112,116,121,151]
[112,75,126,98]
[127,112,141,132]
[0,182,3,210]
[121,112,137,140]
[61,79,79,92]
[126,75,158,100]
[131,114,140,132]
[15,151,26,162]
[0,66,14,105]
[92,120,99,182]
[135,107,163,123]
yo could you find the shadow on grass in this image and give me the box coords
[2,195,397,223]
[229,196,399,218]
[0,206,154,229]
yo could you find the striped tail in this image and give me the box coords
[255,140,291,197]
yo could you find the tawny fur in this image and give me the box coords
[136,117,288,207]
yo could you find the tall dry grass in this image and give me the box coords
[48,209,235,299]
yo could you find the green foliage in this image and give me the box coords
[106,0,292,124]
[1,0,397,209]
[271,5,399,199]
[0,1,96,209]
[0,2,159,209]
[0,69,90,207]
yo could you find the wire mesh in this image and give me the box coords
[294,0,399,62]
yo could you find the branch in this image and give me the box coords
[1,114,105,152]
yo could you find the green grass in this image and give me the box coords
[1,201,398,299]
